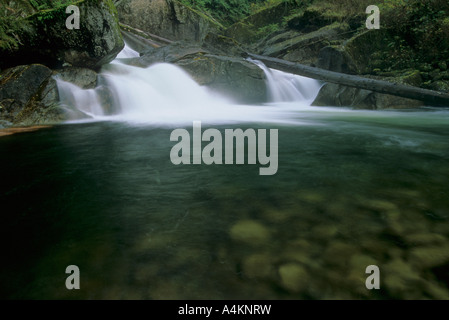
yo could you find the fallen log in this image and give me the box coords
[247,53,449,107]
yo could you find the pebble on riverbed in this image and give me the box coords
[242,253,275,280]
[323,241,359,270]
[405,233,447,247]
[409,242,449,269]
[229,220,271,246]
[278,263,309,294]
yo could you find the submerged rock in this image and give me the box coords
[405,233,447,247]
[242,253,274,279]
[229,220,271,246]
[278,263,308,293]
[384,258,423,299]
[409,242,449,269]
[323,241,358,270]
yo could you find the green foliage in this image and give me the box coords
[249,0,283,13]
[381,0,449,68]
[0,0,77,51]
[0,2,30,50]
[256,23,280,36]
[177,0,268,26]
[29,0,73,11]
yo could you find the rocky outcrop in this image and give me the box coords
[340,29,391,75]
[177,54,267,104]
[117,0,222,43]
[316,45,358,74]
[55,68,98,89]
[0,0,124,70]
[225,0,303,44]
[259,22,351,66]
[0,64,65,126]
[134,42,267,104]
[312,82,424,109]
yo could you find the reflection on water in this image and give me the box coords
[1,107,449,299]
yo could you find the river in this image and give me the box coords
[0,48,448,300]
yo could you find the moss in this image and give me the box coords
[173,0,224,30]
[344,29,394,73]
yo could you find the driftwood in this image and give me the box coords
[247,53,449,107]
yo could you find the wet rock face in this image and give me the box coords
[55,68,98,89]
[0,64,66,125]
[1,0,124,70]
[317,46,358,74]
[118,0,222,43]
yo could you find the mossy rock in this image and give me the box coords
[118,0,222,43]
[202,32,245,57]
[0,63,68,125]
[286,7,342,32]
[258,22,350,65]
[429,80,449,93]
[224,0,304,45]
[344,29,393,74]
[224,21,258,45]
[1,0,124,70]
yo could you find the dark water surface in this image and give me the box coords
[1,107,449,299]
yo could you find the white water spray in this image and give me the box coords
[55,45,322,125]
[249,59,322,103]
[56,78,104,118]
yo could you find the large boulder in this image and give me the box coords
[316,45,358,74]
[117,0,222,42]
[0,64,67,125]
[134,42,267,104]
[55,67,98,89]
[0,0,124,70]
[176,54,267,104]
[312,82,424,109]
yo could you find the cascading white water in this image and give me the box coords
[249,59,322,103]
[56,78,104,118]
[115,44,140,59]
[55,45,323,125]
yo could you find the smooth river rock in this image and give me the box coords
[278,263,309,294]
[229,220,271,246]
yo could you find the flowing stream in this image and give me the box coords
[1,46,449,300]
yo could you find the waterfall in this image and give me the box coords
[55,45,323,124]
[56,78,104,118]
[115,44,140,59]
[249,59,322,104]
